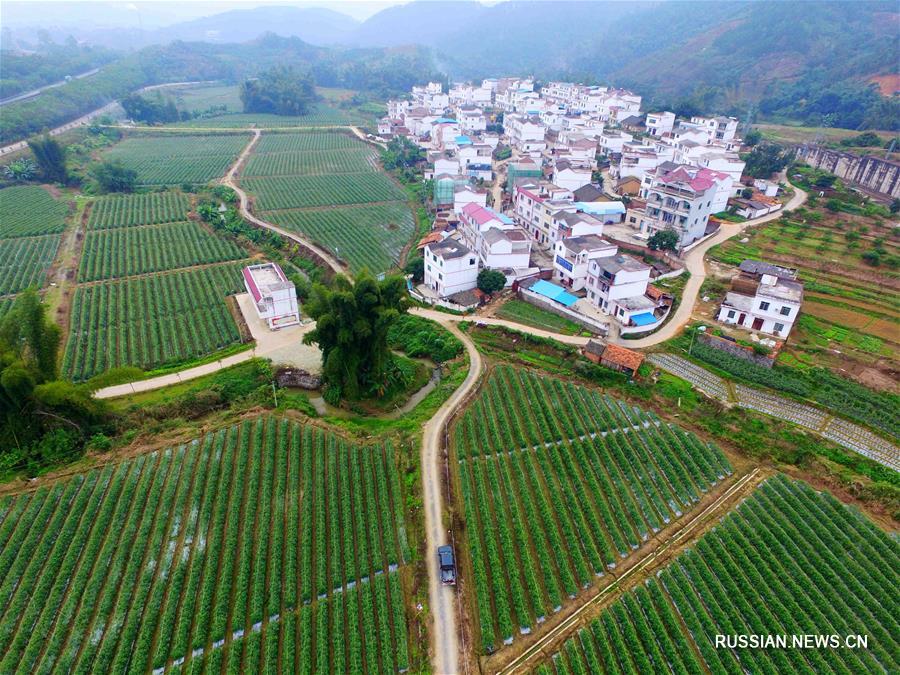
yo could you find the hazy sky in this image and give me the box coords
[2,0,421,26]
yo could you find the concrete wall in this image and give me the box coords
[798,146,900,200]
[699,332,774,368]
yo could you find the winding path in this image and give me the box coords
[220,129,347,276]
[420,319,483,674]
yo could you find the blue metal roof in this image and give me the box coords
[630,312,657,326]
[455,135,472,145]
[575,201,626,215]
[530,280,580,307]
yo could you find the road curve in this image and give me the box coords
[221,130,347,276]
[616,181,807,348]
[419,318,484,674]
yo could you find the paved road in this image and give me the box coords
[221,130,348,276]
[0,67,101,107]
[419,317,483,675]
[614,181,808,348]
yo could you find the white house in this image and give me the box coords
[585,254,655,325]
[453,184,488,214]
[690,115,739,144]
[242,263,301,329]
[717,260,803,338]
[552,160,593,192]
[598,129,633,156]
[553,234,617,290]
[479,227,532,270]
[423,238,479,298]
[645,111,675,136]
[642,164,732,247]
[457,106,487,132]
[549,210,607,243]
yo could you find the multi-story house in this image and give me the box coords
[585,253,656,325]
[453,184,488,214]
[479,227,532,270]
[552,234,617,290]
[642,164,732,247]
[552,160,593,192]
[645,111,675,136]
[717,260,803,338]
[512,180,576,246]
[424,238,479,298]
[597,129,633,156]
[506,114,547,156]
[690,115,739,144]
[457,106,487,133]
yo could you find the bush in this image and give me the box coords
[477,268,506,294]
[387,315,463,363]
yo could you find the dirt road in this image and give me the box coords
[617,182,807,348]
[221,130,347,276]
[419,318,484,674]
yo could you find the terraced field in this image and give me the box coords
[533,474,899,674]
[103,134,250,186]
[87,192,190,229]
[62,261,248,380]
[0,234,61,295]
[242,131,415,274]
[0,185,69,237]
[0,418,412,674]
[453,366,733,653]
[0,186,68,296]
[78,221,246,281]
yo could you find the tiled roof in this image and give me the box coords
[600,343,644,371]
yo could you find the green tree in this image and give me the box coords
[743,129,762,146]
[240,65,316,116]
[648,229,680,251]
[381,137,425,171]
[477,268,506,294]
[889,198,900,214]
[90,159,137,193]
[404,255,425,283]
[121,92,181,124]
[2,158,37,182]
[743,143,795,178]
[741,187,754,199]
[0,291,109,476]
[27,134,67,183]
[302,273,408,403]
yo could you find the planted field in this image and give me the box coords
[496,299,585,335]
[0,417,412,674]
[62,261,248,380]
[244,147,377,176]
[243,173,406,211]
[103,134,250,186]
[0,185,68,238]
[0,234,60,294]
[174,102,369,129]
[87,192,190,229]
[241,131,414,274]
[534,474,899,674]
[264,204,415,274]
[78,221,247,281]
[453,365,733,653]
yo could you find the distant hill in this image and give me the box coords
[149,6,360,46]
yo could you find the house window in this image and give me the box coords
[438,273,443,280]
[470,258,476,265]
[780,306,791,316]
[759,301,770,311]
[727,310,735,319]
[774,322,785,334]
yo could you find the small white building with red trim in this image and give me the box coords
[243,263,301,329]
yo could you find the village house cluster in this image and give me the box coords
[382,79,787,334]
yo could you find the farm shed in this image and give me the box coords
[598,343,644,376]
[243,262,301,329]
[582,339,606,363]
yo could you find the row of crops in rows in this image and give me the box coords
[103,134,250,186]
[454,366,732,653]
[243,165,406,211]
[0,233,60,295]
[87,192,190,229]
[62,261,247,380]
[78,221,247,281]
[243,147,378,177]
[0,185,69,238]
[174,103,368,129]
[264,203,416,275]
[534,474,899,674]
[254,131,362,153]
[0,418,412,674]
